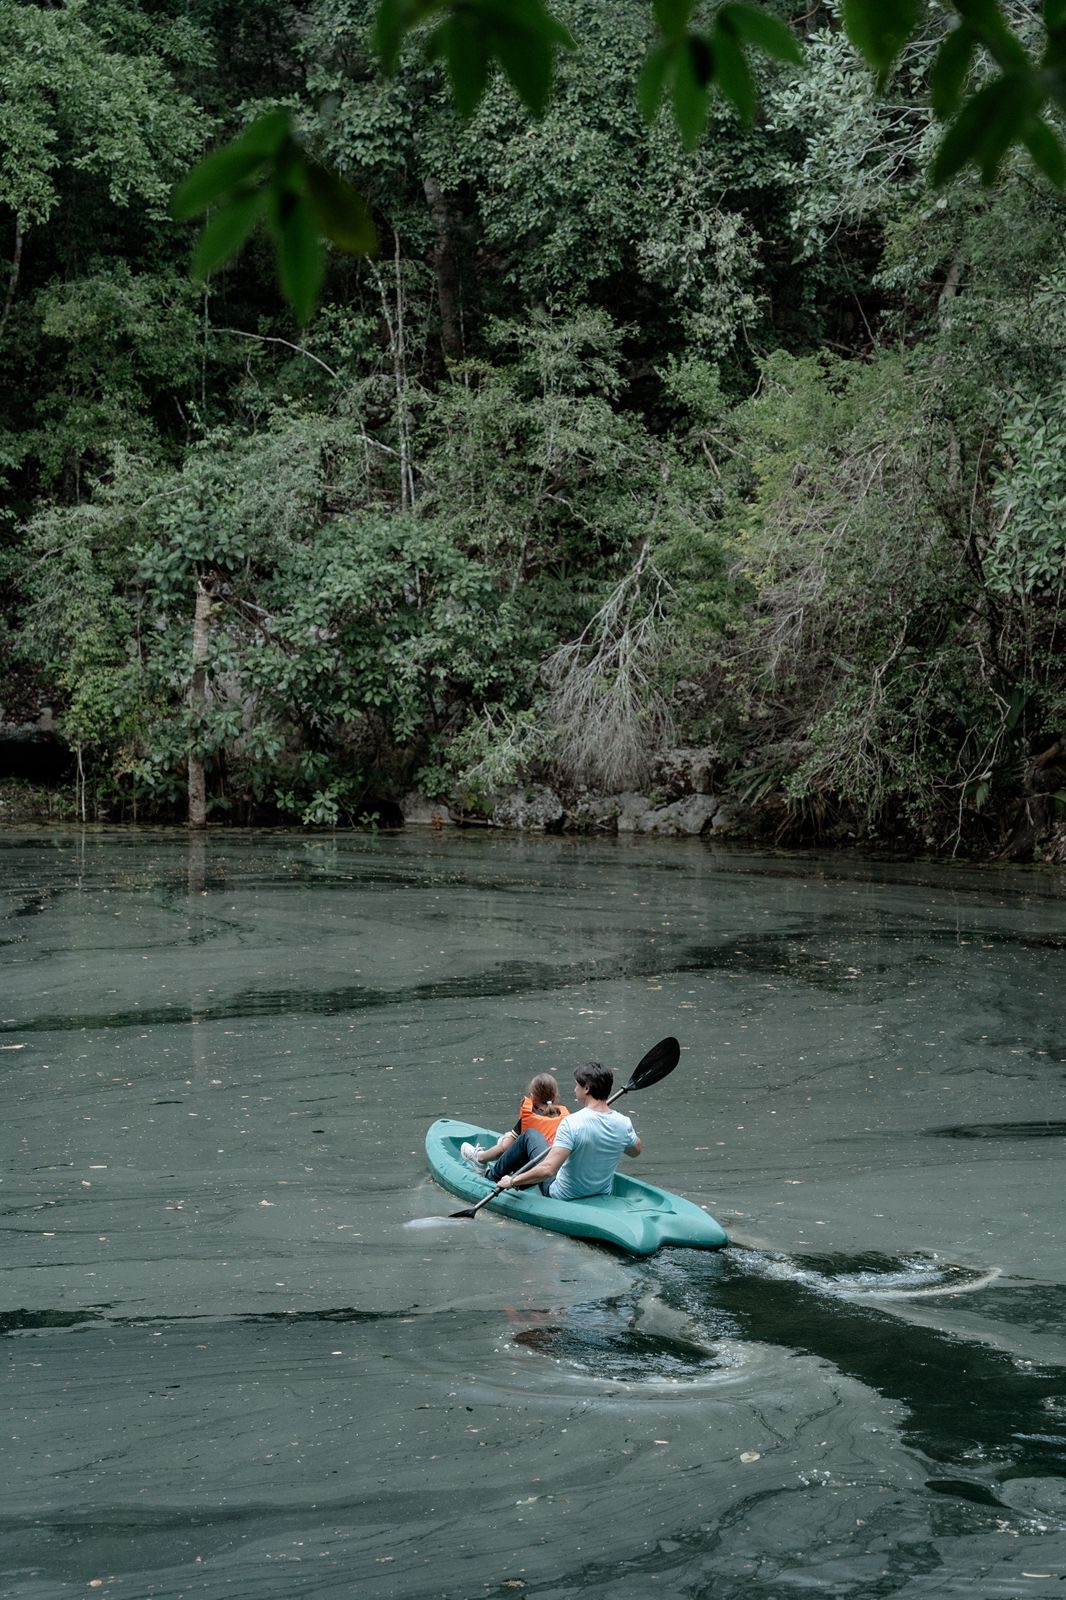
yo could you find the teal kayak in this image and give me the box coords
[426,1118,728,1256]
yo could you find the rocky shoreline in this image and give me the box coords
[401,747,735,837]
[3,735,1065,864]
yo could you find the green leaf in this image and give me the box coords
[688,31,714,88]
[930,24,976,117]
[713,21,756,122]
[305,162,377,254]
[191,188,265,277]
[388,0,573,117]
[173,146,265,221]
[491,20,556,115]
[638,40,675,121]
[464,0,574,116]
[171,110,291,219]
[373,0,444,73]
[653,0,694,35]
[840,0,922,74]
[426,14,490,117]
[1023,117,1066,184]
[718,4,803,66]
[272,191,325,325]
[672,36,713,148]
[1048,0,1066,29]
[953,0,1030,71]
[932,76,1031,185]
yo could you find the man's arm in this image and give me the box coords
[497,1142,569,1191]
[625,1135,642,1159]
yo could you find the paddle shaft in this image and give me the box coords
[454,1150,546,1218]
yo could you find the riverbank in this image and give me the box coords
[5,773,1065,865]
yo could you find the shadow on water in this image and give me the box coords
[0,1308,105,1335]
[929,1120,1066,1140]
[675,1250,1066,1486]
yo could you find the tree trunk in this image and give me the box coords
[0,218,24,344]
[187,576,212,828]
[423,176,464,363]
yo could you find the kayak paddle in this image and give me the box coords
[606,1035,680,1104]
[450,1151,547,1219]
[450,1036,681,1219]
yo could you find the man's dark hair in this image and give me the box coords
[574,1061,613,1100]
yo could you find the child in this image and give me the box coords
[461,1073,569,1170]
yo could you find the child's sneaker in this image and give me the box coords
[460,1142,485,1168]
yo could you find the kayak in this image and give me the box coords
[426,1118,728,1256]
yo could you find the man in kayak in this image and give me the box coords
[478,1062,641,1200]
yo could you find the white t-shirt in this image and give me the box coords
[547,1107,637,1201]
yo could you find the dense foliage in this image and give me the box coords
[2,0,1065,852]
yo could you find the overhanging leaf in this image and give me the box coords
[171,110,291,219]
[932,75,1032,184]
[638,40,675,121]
[306,162,378,254]
[953,0,1030,71]
[841,0,922,75]
[719,4,803,66]
[426,13,490,117]
[653,0,695,35]
[191,188,266,277]
[491,20,557,115]
[713,22,757,122]
[1023,117,1066,184]
[930,24,976,118]
[373,0,444,73]
[265,183,325,324]
[672,35,713,148]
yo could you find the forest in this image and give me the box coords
[2,0,1065,857]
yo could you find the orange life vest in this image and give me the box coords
[519,1096,570,1144]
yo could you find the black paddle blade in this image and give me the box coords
[450,1188,497,1218]
[618,1035,680,1096]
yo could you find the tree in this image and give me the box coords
[174,1,1066,325]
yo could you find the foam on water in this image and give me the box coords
[727,1246,1000,1301]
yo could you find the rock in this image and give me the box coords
[652,746,721,799]
[709,804,735,833]
[639,795,719,836]
[615,792,654,833]
[567,792,623,832]
[400,793,455,827]
[490,785,564,832]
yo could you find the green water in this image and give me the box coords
[2,828,1065,1598]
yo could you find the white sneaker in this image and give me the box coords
[460,1142,486,1168]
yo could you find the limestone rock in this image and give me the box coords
[615,792,654,833]
[567,792,623,832]
[400,793,455,827]
[490,785,564,832]
[639,795,719,836]
[652,746,721,798]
